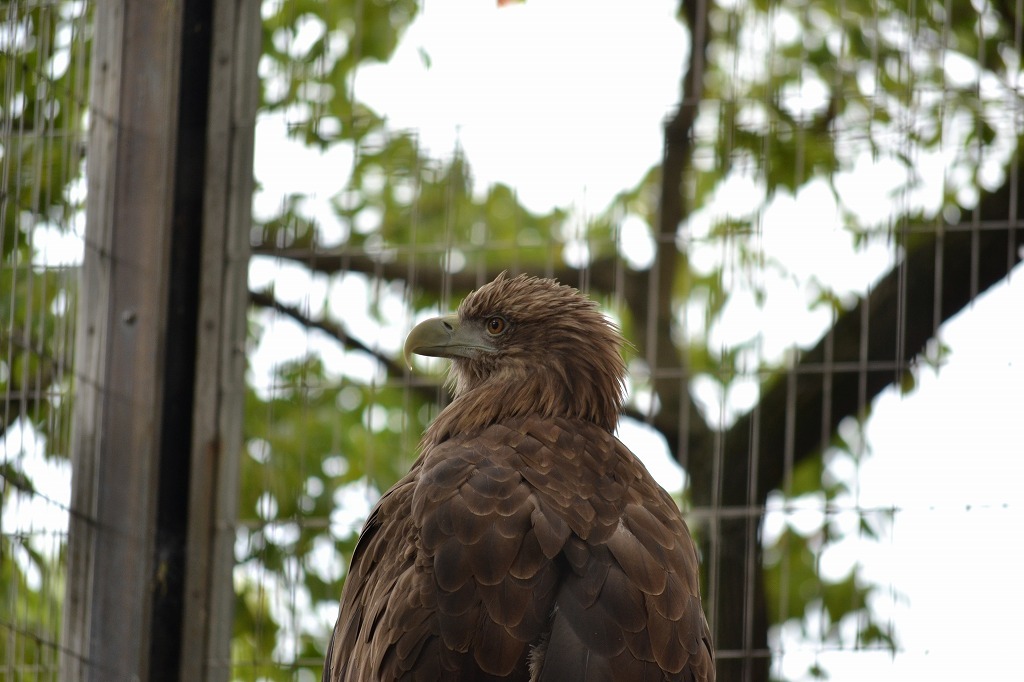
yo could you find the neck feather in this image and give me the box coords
[422,365,622,447]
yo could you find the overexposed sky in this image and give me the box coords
[355,0,686,213]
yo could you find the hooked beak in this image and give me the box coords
[403,314,495,369]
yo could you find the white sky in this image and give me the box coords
[354,0,686,213]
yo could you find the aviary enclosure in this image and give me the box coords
[2,0,1022,680]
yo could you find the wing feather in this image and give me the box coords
[324,413,714,681]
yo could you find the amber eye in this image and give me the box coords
[485,316,507,335]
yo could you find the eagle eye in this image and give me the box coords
[485,316,507,335]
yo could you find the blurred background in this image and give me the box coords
[2,0,1022,680]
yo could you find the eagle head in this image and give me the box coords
[405,273,627,435]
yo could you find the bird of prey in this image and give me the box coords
[323,273,715,681]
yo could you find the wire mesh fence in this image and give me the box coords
[2,0,1023,681]
[1,1,89,678]
[242,1,1024,680]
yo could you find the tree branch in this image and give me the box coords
[654,2,772,678]
[249,289,406,378]
[640,0,713,468]
[248,246,631,295]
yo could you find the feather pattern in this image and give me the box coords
[324,275,715,681]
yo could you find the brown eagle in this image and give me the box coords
[323,273,715,681]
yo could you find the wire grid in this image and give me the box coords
[242,1,1024,680]
[2,0,1022,680]
[1,0,90,678]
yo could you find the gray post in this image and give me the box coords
[61,1,258,680]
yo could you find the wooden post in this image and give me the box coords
[181,1,261,678]
[61,1,258,680]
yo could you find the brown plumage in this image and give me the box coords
[323,273,715,682]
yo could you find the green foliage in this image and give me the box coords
[0,266,76,444]
[260,0,419,143]
[235,350,433,674]
[245,1,1024,679]
[4,0,1020,679]
[699,0,1016,208]
[1,3,90,262]
[0,534,65,680]
[762,429,898,679]
[685,0,1022,383]
[1,2,85,442]
[1,1,86,674]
